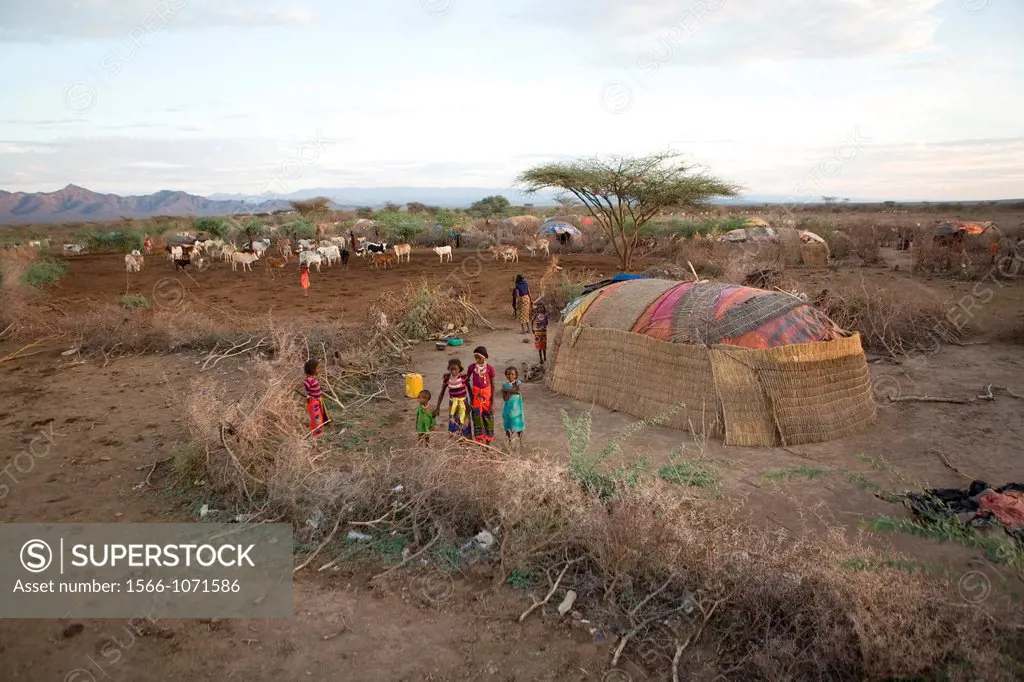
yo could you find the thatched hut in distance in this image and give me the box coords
[719,223,831,266]
[549,279,876,447]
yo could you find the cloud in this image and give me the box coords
[0,0,314,43]
[525,0,942,66]
[0,135,1021,201]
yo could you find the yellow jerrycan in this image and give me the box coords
[404,373,424,399]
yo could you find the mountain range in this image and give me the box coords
[1,185,1018,226]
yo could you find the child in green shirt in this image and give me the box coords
[416,389,436,446]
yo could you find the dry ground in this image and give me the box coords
[1,243,1023,680]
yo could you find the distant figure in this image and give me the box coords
[300,264,310,297]
[349,229,357,252]
[455,231,461,249]
[449,229,457,247]
[143,236,152,254]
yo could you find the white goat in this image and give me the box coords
[393,243,412,263]
[124,253,143,273]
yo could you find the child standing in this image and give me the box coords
[302,359,326,438]
[501,367,525,447]
[416,389,435,446]
[433,358,470,440]
[532,302,549,365]
[300,264,310,297]
[467,346,496,444]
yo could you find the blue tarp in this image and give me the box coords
[540,222,581,236]
[581,272,647,296]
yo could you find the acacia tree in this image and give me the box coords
[290,197,331,222]
[517,152,739,270]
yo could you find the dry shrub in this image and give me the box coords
[65,305,237,355]
[182,345,1009,679]
[847,224,883,264]
[0,247,50,337]
[370,281,471,341]
[818,279,965,355]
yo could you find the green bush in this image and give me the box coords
[85,229,145,253]
[282,219,316,240]
[374,211,425,241]
[118,293,151,310]
[22,259,67,288]
[192,217,230,239]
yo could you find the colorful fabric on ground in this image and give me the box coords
[502,381,525,433]
[448,396,469,435]
[416,404,436,434]
[978,490,1024,529]
[307,397,324,437]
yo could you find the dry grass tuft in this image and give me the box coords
[371,281,472,341]
[817,279,966,355]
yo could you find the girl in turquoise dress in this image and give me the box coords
[501,367,525,446]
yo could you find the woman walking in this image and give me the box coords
[512,274,533,334]
[467,346,496,445]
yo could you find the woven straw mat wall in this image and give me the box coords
[549,325,725,439]
[550,326,876,446]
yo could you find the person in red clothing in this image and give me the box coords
[300,264,310,296]
[467,346,496,444]
[303,359,326,437]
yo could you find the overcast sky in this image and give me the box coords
[0,0,1021,200]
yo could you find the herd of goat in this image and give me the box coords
[118,233,553,276]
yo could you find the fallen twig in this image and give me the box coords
[519,558,581,623]
[294,516,342,574]
[137,456,173,487]
[0,335,56,364]
[934,450,972,481]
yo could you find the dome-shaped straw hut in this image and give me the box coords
[549,279,877,446]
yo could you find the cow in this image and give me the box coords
[358,242,389,258]
[393,243,412,264]
[299,250,323,272]
[231,251,258,272]
[372,252,396,269]
[433,245,452,263]
[125,253,143,273]
[316,244,341,266]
